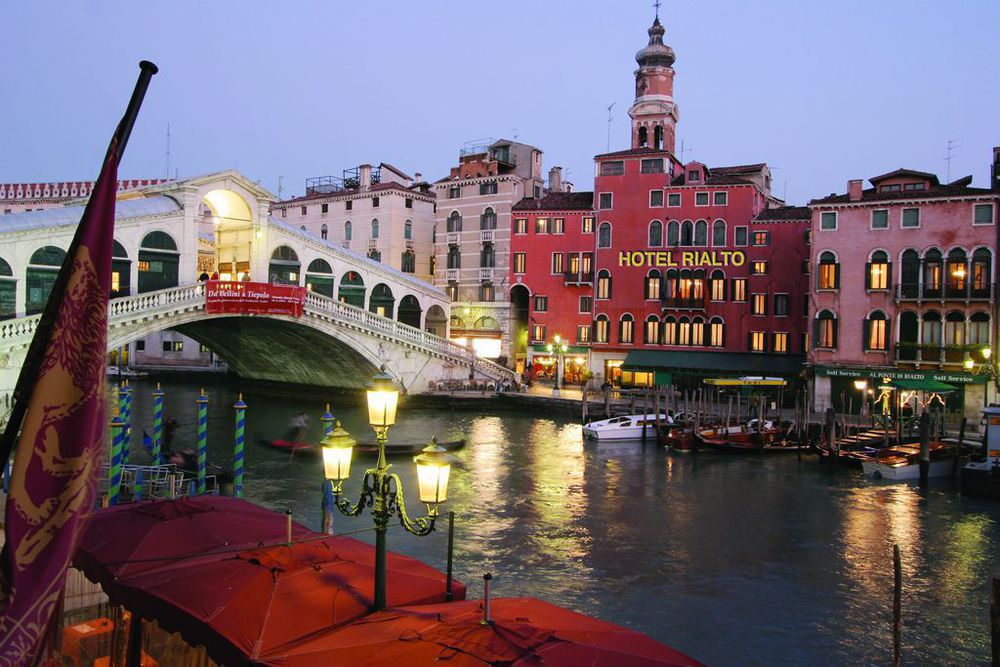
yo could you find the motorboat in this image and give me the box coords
[583,413,672,441]
[861,442,959,480]
[694,420,805,453]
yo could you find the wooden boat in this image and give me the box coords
[582,413,673,441]
[259,438,315,453]
[695,420,806,453]
[660,426,696,452]
[860,442,959,480]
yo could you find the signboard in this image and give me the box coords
[814,365,986,385]
[618,250,745,268]
[205,280,307,317]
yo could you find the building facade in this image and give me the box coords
[808,152,1000,419]
[433,139,544,361]
[271,163,436,283]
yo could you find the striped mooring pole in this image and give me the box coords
[233,394,247,498]
[196,389,209,495]
[151,383,164,465]
[119,381,132,466]
[107,408,126,506]
[320,404,335,533]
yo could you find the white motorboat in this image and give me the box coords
[582,413,672,441]
[861,444,958,480]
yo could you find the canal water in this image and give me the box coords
[122,376,1000,666]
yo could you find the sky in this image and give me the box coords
[2,0,998,205]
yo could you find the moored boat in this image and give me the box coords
[860,442,959,480]
[694,420,804,453]
[583,413,672,441]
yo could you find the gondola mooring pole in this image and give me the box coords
[445,511,455,601]
[195,389,209,495]
[233,394,247,498]
[151,383,164,465]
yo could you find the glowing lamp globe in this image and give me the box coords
[367,368,399,429]
[321,421,356,482]
[413,437,455,512]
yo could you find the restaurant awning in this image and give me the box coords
[879,378,957,392]
[622,350,805,377]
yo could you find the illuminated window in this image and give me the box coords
[536,218,550,234]
[577,325,591,343]
[752,231,769,246]
[751,293,766,315]
[645,270,661,300]
[531,324,545,342]
[691,318,705,346]
[752,261,768,275]
[710,270,726,301]
[818,251,839,289]
[662,317,676,345]
[596,270,611,299]
[111,272,121,293]
[865,311,888,351]
[644,316,660,344]
[515,218,528,234]
[710,318,724,347]
[815,310,837,348]
[750,331,766,352]
[678,318,691,345]
[513,253,526,274]
[553,218,565,234]
[534,296,548,312]
[582,217,594,233]
[773,332,788,353]
[551,253,564,274]
[594,315,609,343]
[731,278,746,301]
[867,250,889,290]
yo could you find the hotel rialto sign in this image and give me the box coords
[618,250,746,268]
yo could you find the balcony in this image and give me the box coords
[405,239,414,251]
[446,268,460,282]
[480,229,495,242]
[368,239,378,250]
[895,283,993,303]
[894,343,981,366]
[564,271,594,285]
[661,295,707,310]
[479,268,494,282]
[447,232,461,245]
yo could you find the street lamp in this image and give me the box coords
[965,346,999,405]
[324,367,455,611]
[546,335,569,397]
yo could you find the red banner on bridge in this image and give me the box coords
[205,280,307,317]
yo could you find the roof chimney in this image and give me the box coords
[359,164,372,191]
[992,147,1000,192]
[848,179,863,202]
[414,172,422,182]
[564,181,573,193]
[548,167,563,194]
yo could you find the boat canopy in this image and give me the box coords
[704,376,786,387]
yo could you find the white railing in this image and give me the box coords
[446,232,460,245]
[0,283,515,384]
[446,269,460,282]
[479,268,494,282]
[405,240,414,250]
[480,229,495,242]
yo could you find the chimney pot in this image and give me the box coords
[359,164,372,191]
[548,166,563,193]
[848,179,863,202]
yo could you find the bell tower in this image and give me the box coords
[629,9,679,153]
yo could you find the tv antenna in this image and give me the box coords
[944,139,959,182]
[164,123,171,180]
[278,175,284,200]
[606,102,616,152]
[678,139,691,162]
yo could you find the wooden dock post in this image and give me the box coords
[893,544,902,667]
[990,577,999,667]
[582,385,589,424]
[604,386,611,418]
[825,407,837,458]
[918,410,930,486]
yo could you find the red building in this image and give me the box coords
[509,177,595,381]
[510,14,811,389]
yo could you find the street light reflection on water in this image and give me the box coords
[124,378,1000,666]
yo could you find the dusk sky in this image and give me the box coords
[3,1,998,205]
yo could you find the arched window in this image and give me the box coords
[447,246,461,269]
[480,243,495,268]
[594,314,610,343]
[638,126,648,148]
[480,207,497,230]
[972,248,992,297]
[898,311,919,360]
[369,283,395,318]
[944,310,966,347]
[371,219,379,239]
[921,310,942,360]
[692,317,705,346]
[867,250,889,290]
[946,248,968,297]
[269,246,301,285]
[923,248,942,297]
[337,270,365,306]
[694,220,707,246]
[970,312,991,348]
[818,251,839,290]
[712,219,726,246]
[900,249,920,298]
[680,220,693,246]
[137,232,179,294]
[619,314,635,344]
[709,317,724,347]
[815,310,837,349]
[111,240,131,298]
[598,222,612,248]
[678,317,691,345]
[447,211,462,233]
[404,220,413,240]
[320,223,328,240]
[648,220,663,247]
[864,310,889,351]
[596,269,612,299]
[710,269,726,301]
[398,294,422,328]
[305,258,334,297]
[664,269,678,302]
[667,220,679,246]
[644,315,660,344]
[662,316,677,345]
[645,269,661,300]
[0,257,14,320]
[345,221,353,241]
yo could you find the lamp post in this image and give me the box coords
[546,335,569,397]
[323,367,455,611]
[965,346,999,406]
[853,379,868,425]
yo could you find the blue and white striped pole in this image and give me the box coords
[151,383,164,465]
[196,389,209,495]
[233,394,247,498]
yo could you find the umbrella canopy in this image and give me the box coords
[262,597,704,666]
[101,536,465,666]
[74,496,314,584]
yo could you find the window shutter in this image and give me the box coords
[863,318,870,351]
[747,332,752,352]
[813,319,820,348]
[834,263,841,289]
[721,323,726,348]
[864,263,872,290]
[885,320,892,352]
[886,262,893,290]
[832,318,838,349]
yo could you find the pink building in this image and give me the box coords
[808,149,1000,418]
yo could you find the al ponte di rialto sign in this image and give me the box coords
[618,250,746,268]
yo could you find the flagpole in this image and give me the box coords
[0,61,157,464]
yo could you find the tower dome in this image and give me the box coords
[635,17,675,68]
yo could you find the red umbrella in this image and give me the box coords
[261,597,704,666]
[74,496,314,584]
[102,536,465,666]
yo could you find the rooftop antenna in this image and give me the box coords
[277,175,284,200]
[512,127,519,140]
[606,102,615,152]
[164,123,171,180]
[678,139,691,162]
[944,139,958,183]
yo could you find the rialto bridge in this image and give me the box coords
[0,171,514,395]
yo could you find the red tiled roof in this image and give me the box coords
[868,168,939,186]
[810,183,995,205]
[594,147,675,159]
[274,181,433,205]
[754,205,811,221]
[512,191,594,211]
[712,163,767,174]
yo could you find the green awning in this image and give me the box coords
[622,350,805,377]
[881,378,957,392]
